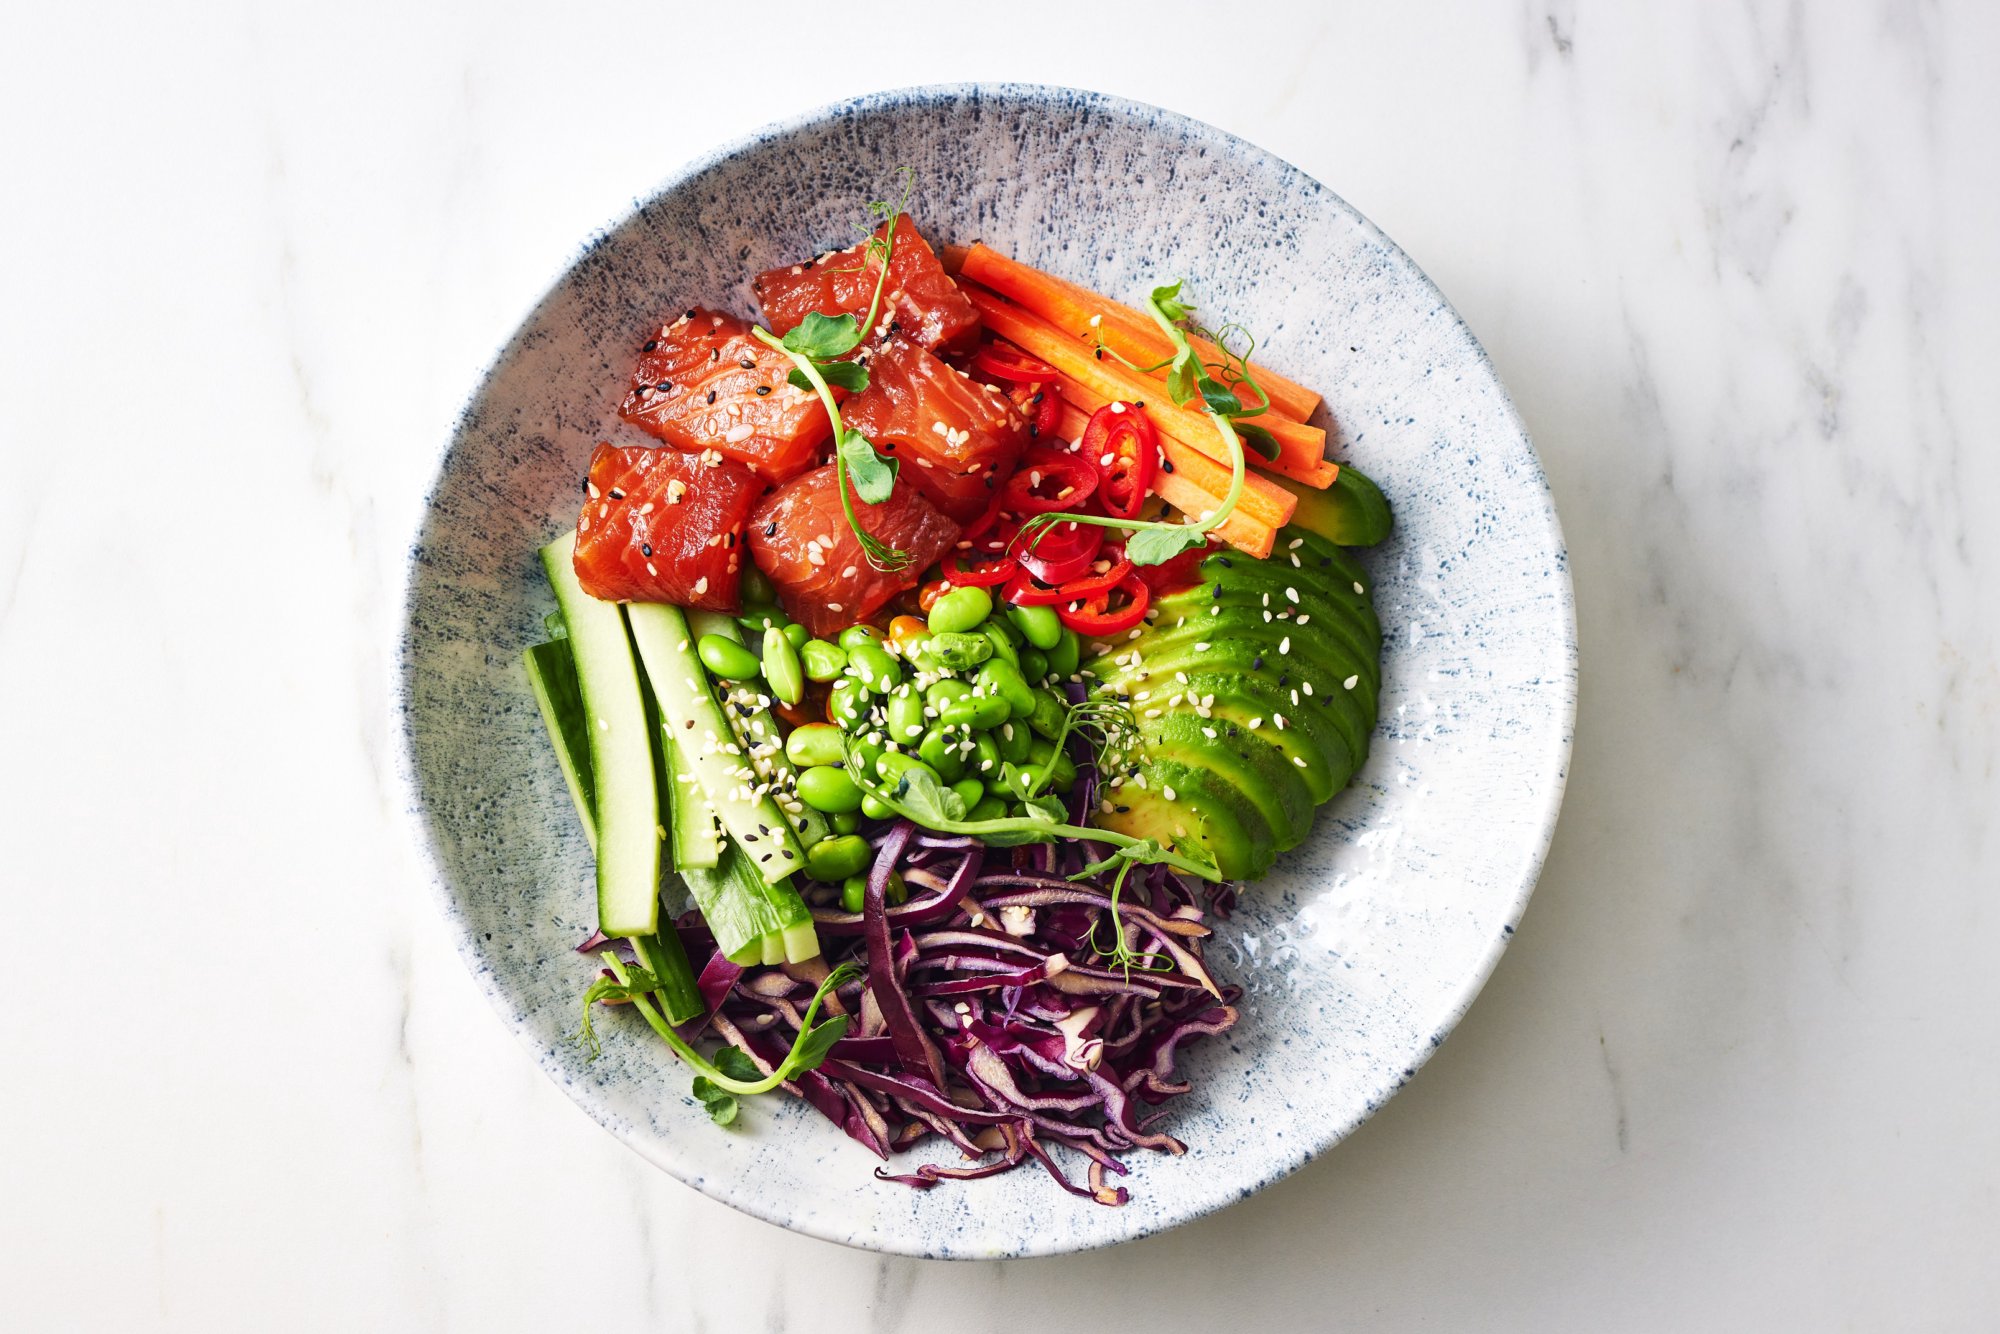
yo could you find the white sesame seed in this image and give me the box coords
[1285,587,1299,603]
[1354,581,1365,595]
[1279,636,1291,655]
[1344,675,1360,690]
[1303,681,1315,696]
[1247,717,1263,729]
[1293,756,1308,767]
[1162,785,1176,801]
[694,576,709,595]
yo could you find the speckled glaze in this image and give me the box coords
[394,84,1576,1260]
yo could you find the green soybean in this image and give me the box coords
[967,795,1008,823]
[784,722,847,768]
[846,641,902,693]
[736,606,789,635]
[976,658,1036,718]
[831,810,861,834]
[876,751,941,789]
[860,792,895,821]
[996,718,1032,762]
[761,626,804,705]
[796,765,864,814]
[840,876,867,914]
[799,638,847,682]
[918,727,967,782]
[805,833,872,882]
[1027,688,1069,740]
[1020,648,1049,683]
[883,690,929,744]
[997,761,1035,800]
[969,732,1002,777]
[926,678,973,712]
[928,631,992,671]
[1047,627,1081,679]
[838,624,884,652]
[827,677,870,729]
[949,776,985,809]
[942,692,1010,730]
[927,585,993,635]
[1007,602,1064,651]
[851,734,886,775]
[982,622,1020,669]
[782,622,810,649]
[698,633,761,680]
[741,565,777,605]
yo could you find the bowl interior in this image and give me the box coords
[397,85,1574,1259]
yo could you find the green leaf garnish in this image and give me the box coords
[711,1046,761,1081]
[890,764,968,825]
[1125,523,1209,567]
[780,310,863,360]
[1234,421,1281,461]
[839,427,898,504]
[1072,836,1216,977]
[691,1076,739,1125]
[791,360,869,394]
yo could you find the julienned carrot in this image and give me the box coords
[958,243,1322,424]
[1050,400,1279,559]
[1052,392,1300,531]
[964,285,1335,488]
[940,243,969,274]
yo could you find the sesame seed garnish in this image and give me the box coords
[693,576,709,595]
[1247,717,1263,729]
[1343,675,1359,690]
[1354,581,1365,595]
[1162,785,1176,801]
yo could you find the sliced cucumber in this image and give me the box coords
[523,638,597,852]
[681,842,818,965]
[538,534,659,938]
[662,732,721,870]
[626,602,807,879]
[685,610,829,849]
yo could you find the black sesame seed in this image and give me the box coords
[755,385,771,396]
[765,522,778,536]
[706,390,716,404]
[760,853,773,863]
[641,543,653,557]
[1115,804,1131,814]
[739,358,756,370]
[1160,459,1174,473]
[1252,656,1263,671]
[743,831,758,843]
[782,849,795,860]
[656,381,672,393]
[580,478,589,493]
[684,308,697,320]
[1216,557,1233,567]
[609,488,624,499]
[643,340,658,353]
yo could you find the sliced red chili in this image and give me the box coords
[1011,518,1103,585]
[1005,551,1132,607]
[1080,402,1159,521]
[1057,571,1151,637]
[1000,453,1097,515]
[971,342,1058,384]
[1053,554,1132,600]
[940,549,1019,587]
[1003,567,1072,606]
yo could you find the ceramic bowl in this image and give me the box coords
[395,83,1576,1259]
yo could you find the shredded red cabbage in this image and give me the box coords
[646,826,1241,1205]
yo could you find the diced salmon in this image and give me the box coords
[841,337,1028,523]
[745,465,960,637]
[752,215,981,356]
[618,307,830,482]
[572,443,763,610]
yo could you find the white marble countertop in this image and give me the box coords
[4,3,1996,1329]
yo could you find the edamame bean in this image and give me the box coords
[838,624,884,652]
[918,727,967,782]
[1046,627,1080,678]
[927,585,993,635]
[1027,688,1068,740]
[741,565,776,605]
[736,606,789,635]
[784,722,847,768]
[998,761,1037,800]
[762,626,804,705]
[996,718,1032,762]
[846,641,903,693]
[969,732,1002,777]
[942,692,1010,731]
[805,833,872,882]
[698,633,761,680]
[782,622,809,649]
[926,678,972,712]
[927,630,992,671]
[850,734,886,776]
[982,622,1020,670]
[827,677,869,729]
[967,795,1007,823]
[1020,648,1049,683]
[949,776,984,809]
[883,690,928,744]
[799,638,848,682]
[796,765,864,814]
[840,876,867,914]
[1007,602,1064,651]
[831,810,861,835]
[860,793,894,821]
[1046,751,1078,792]
[976,658,1036,718]
[876,751,942,789]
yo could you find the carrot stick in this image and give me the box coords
[1052,392,1300,530]
[959,243,1323,424]
[964,285,1335,488]
[940,243,969,275]
[1150,469,1276,559]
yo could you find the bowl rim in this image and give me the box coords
[391,80,1578,1259]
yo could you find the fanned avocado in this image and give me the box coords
[1083,519,1387,879]
[1272,464,1394,547]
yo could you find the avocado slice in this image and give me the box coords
[1137,711,1316,851]
[1149,588,1380,692]
[1117,640,1374,775]
[1187,543,1381,651]
[1095,757,1274,880]
[1160,672,1351,803]
[1272,465,1394,547]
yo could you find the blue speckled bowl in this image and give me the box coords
[394,84,1576,1259]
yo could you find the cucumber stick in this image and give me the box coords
[663,732,721,869]
[626,602,807,878]
[683,843,818,966]
[523,639,598,852]
[686,610,829,848]
[538,534,660,938]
